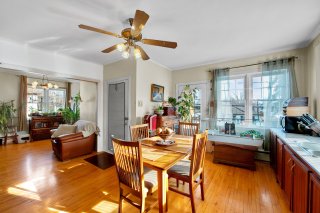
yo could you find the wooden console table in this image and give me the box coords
[29,116,63,141]
[209,134,263,170]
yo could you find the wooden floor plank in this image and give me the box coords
[0,140,290,213]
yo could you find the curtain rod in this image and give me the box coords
[208,56,298,72]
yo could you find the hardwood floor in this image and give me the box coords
[0,140,290,213]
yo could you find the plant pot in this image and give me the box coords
[155,110,164,115]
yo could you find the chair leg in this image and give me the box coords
[118,194,122,213]
[200,173,205,201]
[176,179,179,187]
[189,182,196,213]
[140,197,145,213]
[166,177,169,212]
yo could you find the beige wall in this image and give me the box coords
[172,48,308,98]
[0,70,20,108]
[306,33,320,118]
[136,60,172,123]
[104,59,137,125]
[80,81,97,122]
[70,82,80,98]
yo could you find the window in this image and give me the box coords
[217,76,245,124]
[216,67,290,127]
[27,85,66,117]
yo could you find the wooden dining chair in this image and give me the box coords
[112,136,161,213]
[178,121,199,136]
[167,130,208,213]
[130,124,149,141]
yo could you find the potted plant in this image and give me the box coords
[62,92,81,124]
[154,105,164,115]
[0,100,16,144]
[177,85,198,122]
[168,97,178,108]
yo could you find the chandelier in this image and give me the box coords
[32,74,59,90]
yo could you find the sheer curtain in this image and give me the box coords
[210,68,230,129]
[262,58,298,150]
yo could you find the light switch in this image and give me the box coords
[138,100,143,107]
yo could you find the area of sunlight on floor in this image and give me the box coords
[7,187,41,201]
[92,200,118,213]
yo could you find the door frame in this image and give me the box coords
[104,77,131,153]
[176,80,210,118]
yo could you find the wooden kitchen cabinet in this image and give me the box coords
[283,145,309,213]
[276,138,284,187]
[309,173,320,213]
[270,131,277,172]
[283,145,294,209]
[292,154,309,213]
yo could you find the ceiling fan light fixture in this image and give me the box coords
[116,43,125,52]
[122,50,130,59]
[134,48,141,59]
[78,9,177,61]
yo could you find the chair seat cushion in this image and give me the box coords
[144,167,158,192]
[167,159,191,177]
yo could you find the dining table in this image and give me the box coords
[141,134,193,213]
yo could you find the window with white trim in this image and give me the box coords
[216,67,289,127]
[27,86,66,117]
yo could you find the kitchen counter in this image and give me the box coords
[270,128,320,176]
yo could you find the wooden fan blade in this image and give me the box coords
[101,44,118,53]
[131,10,149,38]
[141,39,177,49]
[136,46,150,60]
[79,24,121,38]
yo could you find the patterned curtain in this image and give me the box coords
[18,76,27,131]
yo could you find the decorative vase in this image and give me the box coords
[155,110,164,115]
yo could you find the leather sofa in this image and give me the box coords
[51,132,96,161]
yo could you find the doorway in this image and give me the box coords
[106,78,129,152]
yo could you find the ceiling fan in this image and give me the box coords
[78,10,177,60]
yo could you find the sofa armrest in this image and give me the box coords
[53,132,84,143]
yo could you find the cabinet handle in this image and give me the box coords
[288,158,292,164]
[290,163,295,172]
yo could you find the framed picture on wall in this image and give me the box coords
[151,84,164,102]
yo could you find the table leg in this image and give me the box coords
[157,170,167,213]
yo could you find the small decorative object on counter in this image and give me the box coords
[240,130,263,139]
[224,122,236,135]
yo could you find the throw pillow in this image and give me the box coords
[51,124,77,138]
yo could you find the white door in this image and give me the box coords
[176,82,209,118]
[107,80,129,152]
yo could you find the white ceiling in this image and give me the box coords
[0,0,319,70]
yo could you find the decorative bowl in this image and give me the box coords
[157,132,174,140]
